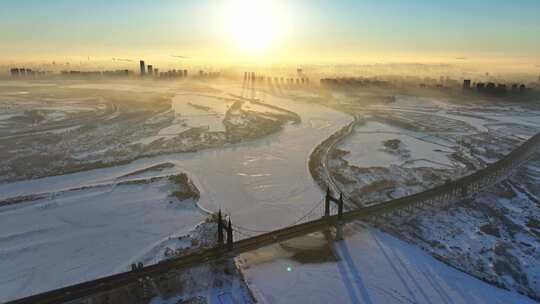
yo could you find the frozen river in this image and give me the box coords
[0,87,352,301]
[0,92,352,231]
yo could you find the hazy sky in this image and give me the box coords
[1,0,539,65]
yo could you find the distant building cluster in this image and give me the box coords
[139,59,189,79]
[161,69,188,79]
[9,60,194,80]
[320,77,389,88]
[10,68,49,77]
[196,70,220,79]
[60,70,132,78]
[243,72,310,86]
[103,70,131,77]
[463,79,530,96]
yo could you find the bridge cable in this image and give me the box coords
[231,198,325,236]
[288,198,325,226]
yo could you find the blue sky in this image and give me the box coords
[1,0,539,63]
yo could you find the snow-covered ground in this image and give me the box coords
[329,95,540,204]
[239,226,536,304]
[325,94,540,300]
[149,258,254,304]
[381,153,540,300]
[1,81,538,303]
[0,174,205,301]
[171,94,233,132]
[339,121,456,169]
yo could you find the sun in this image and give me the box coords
[224,0,285,54]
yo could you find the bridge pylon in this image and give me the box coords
[323,189,345,241]
[324,187,331,217]
[216,211,233,251]
[226,218,233,251]
[217,209,224,246]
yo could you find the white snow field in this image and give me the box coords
[339,121,457,169]
[239,226,536,304]
[372,95,540,134]
[171,94,233,132]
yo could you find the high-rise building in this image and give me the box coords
[139,60,146,76]
[147,65,153,75]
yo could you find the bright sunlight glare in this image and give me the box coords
[224,0,286,54]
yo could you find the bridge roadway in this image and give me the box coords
[8,132,540,304]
